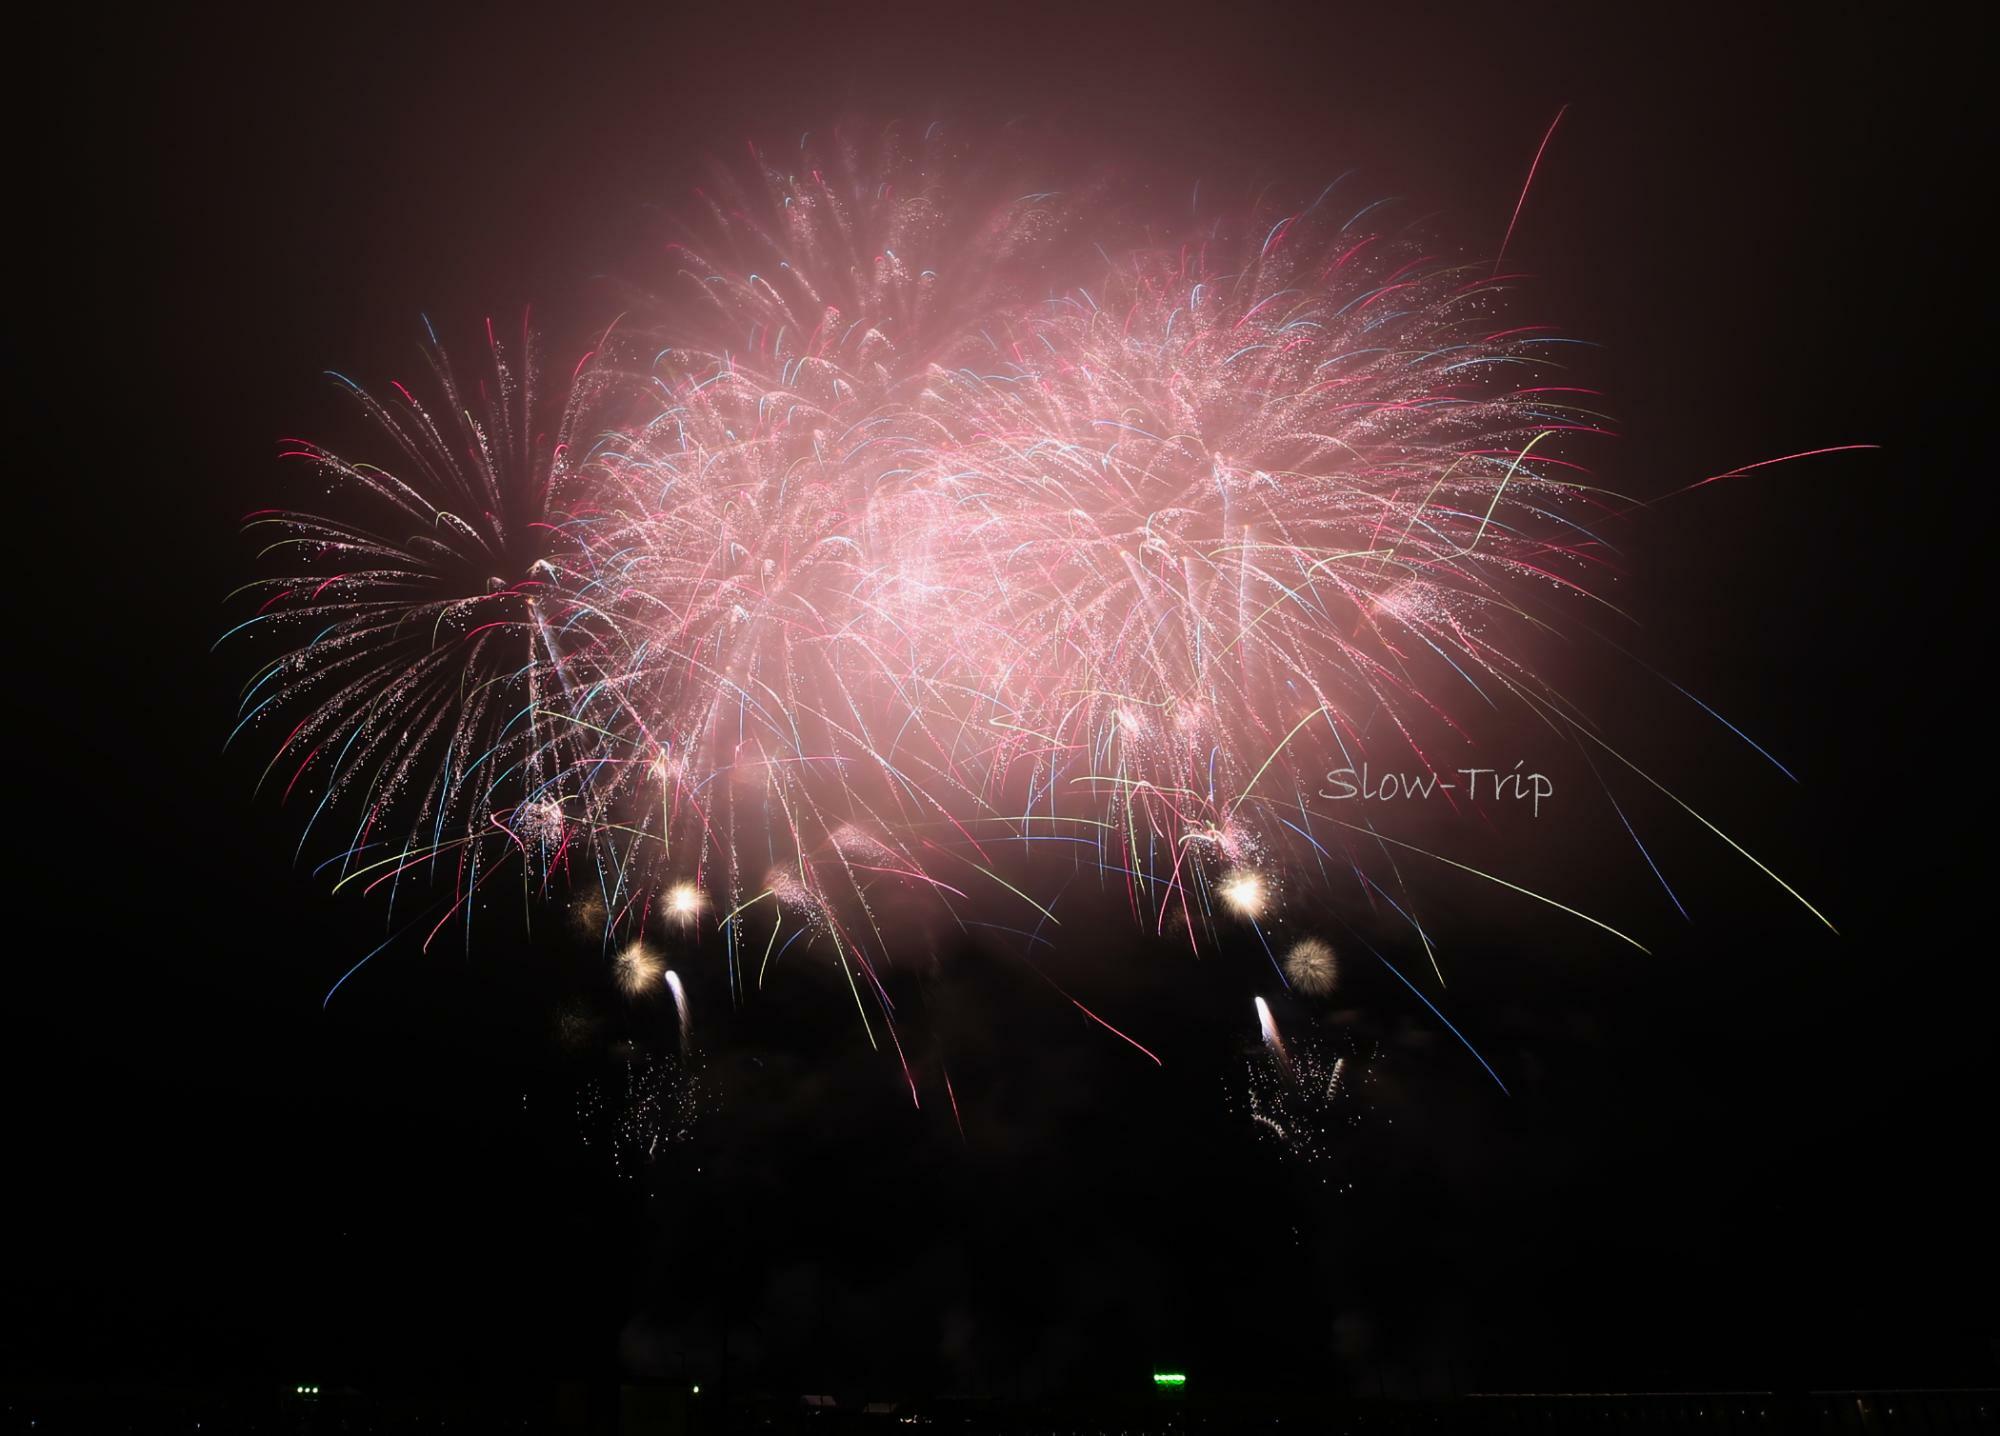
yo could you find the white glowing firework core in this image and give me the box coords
[665,883,703,922]
[1219,870,1268,918]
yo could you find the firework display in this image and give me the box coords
[1233,998,1382,1168]
[575,1048,711,1180]
[225,124,1830,1102]
[223,318,618,930]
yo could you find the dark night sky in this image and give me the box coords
[17,0,1990,1406]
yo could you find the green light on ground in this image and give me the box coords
[1153,1373,1186,1386]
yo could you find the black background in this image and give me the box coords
[17,0,1988,1408]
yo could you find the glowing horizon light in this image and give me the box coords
[1153,1372,1187,1386]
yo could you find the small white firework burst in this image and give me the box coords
[1284,938,1339,996]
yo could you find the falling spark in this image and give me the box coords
[663,968,691,1049]
[1254,995,1289,1071]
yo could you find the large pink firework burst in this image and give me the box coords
[231,124,1830,1081]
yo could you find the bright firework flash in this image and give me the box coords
[616,941,663,996]
[662,883,705,928]
[232,121,1842,1114]
[1220,871,1271,920]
